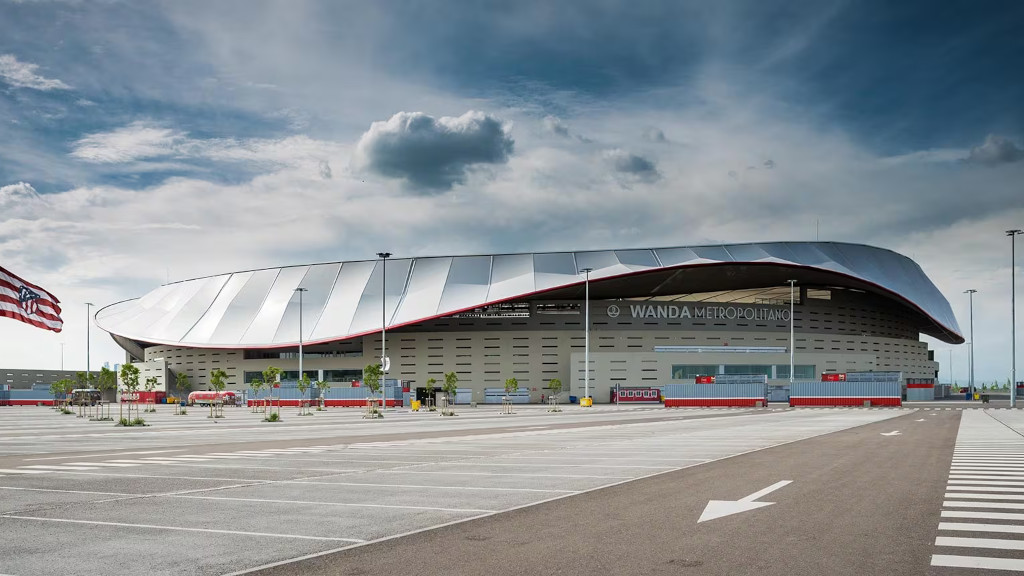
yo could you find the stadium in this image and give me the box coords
[93,241,963,404]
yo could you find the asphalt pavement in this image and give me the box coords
[245,410,960,576]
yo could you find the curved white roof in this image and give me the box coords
[95,241,964,348]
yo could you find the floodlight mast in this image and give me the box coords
[377,252,392,410]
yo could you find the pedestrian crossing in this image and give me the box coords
[1,445,337,475]
[931,410,1024,572]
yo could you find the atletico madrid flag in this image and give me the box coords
[0,265,63,333]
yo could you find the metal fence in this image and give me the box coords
[789,381,902,406]
[663,383,767,407]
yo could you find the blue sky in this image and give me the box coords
[1,0,1022,383]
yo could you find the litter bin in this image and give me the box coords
[580,397,593,407]
[569,395,578,404]
[982,394,990,404]
[974,393,980,401]
[411,400,421,412]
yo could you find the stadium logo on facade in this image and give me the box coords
[606,305,621,318]
[626,304,789,321]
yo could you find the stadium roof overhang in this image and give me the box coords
[96,242,964,350]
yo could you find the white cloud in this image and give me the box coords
[0,54,71,91]
[70,121,344,175]
[71,121,184,163]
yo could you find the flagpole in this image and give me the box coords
[86,303,93,385]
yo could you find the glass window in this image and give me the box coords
[243,371,264,383]
[775,365,815,379]
[671,365,719,379]
[280,370,319,383]
[323,369,363,383]
[723,365,773,377]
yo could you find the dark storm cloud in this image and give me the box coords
[603,149,659,182]
[354,111,514,190]
[965,135,1024,166]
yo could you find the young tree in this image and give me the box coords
[119,363,141,424]
[175,372,192,403]
[547,377,563,412]
[75,371,93,392]
[548,378,563,402]
[297,374,311,414]
[315,379,330,410]
[364,363,383,415]
[143,376,158,412]
[442,371,459,416]
[210,368,228,393]
[96,367,117,403]
[504,377,519,395]
[249,376,264,411]
[425,377,437,410]
[262,366,281,417]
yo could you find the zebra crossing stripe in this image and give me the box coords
[0,469,48,474]
[935,536,1024,551]
[939,522,1024,534]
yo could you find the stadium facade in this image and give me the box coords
[94,242,963,403]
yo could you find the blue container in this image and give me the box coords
[569,395,578,404]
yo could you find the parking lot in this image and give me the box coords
[0,404,913,576]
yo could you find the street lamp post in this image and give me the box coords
[787,280,797,383]
[1008,229,1022,408]
[579,268,593,405]
[85,303,94,386]
[377,252,392,411]
[965,289,977,398]
[295,287,307,408]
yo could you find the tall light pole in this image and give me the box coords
[377,252,392,410]
[948,349,953,387]
[60,342,65,371]
[579,267,593,405]
[965,289,977,397]
[295,287,307,406]
[787,280,797,383]
[85,303,94,385]
[1008,229,1022,408]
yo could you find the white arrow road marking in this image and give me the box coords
[698,480,792,523]
[881,431,902,436]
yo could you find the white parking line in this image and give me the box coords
[0,515,366,542]
[284,480,578,493]
[173,495,496,513]
[21,449,184,462]
[0,486,133,496]
[20,465,96,471]
[67,462,138,468]
[376,470,635,479]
